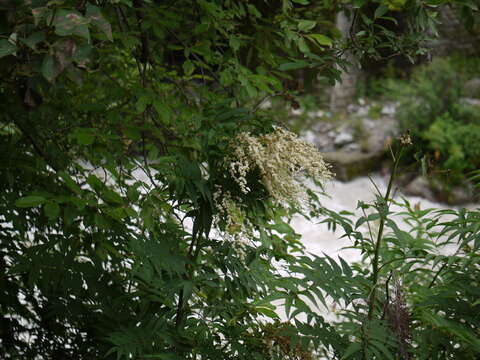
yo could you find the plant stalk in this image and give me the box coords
[367,147,403,321]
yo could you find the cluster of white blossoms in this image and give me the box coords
[212,187,245,235]
[228,127,333,206]
[212,186,253,251]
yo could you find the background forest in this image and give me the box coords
[0,0,479,359]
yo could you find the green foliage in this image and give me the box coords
[316,143,480,360]
[0,0,479,359]
[388,57,480,181]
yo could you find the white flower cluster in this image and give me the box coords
[212,186,245,235]
[228,127,333,206]
[212,186,251,253]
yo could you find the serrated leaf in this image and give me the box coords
[16,195,46,208]
[0,39,16,58]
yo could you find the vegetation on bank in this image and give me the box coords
[0,0,479,359]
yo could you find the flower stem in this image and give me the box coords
[367,147,403,321]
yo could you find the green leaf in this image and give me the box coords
[86,4,113,41]
[71,44,92,64]
[371,340,394,360]
[127,185,140,202]
[153,100,173,124]
[229,37,240,51]
[74,128,95,145]
[44,202,60,220]
[341,342,362,359]
[0,39,16,58]
[256,306,280,319]
[374,4,389,19]
[297,37,310,53]
[16,196,46,208]
[19,32,45,50]
[136,95,150,113]
[32,7,51,26]
[183,60,194,76]
[306,34,333,47]
[271,222,294,234]
[361,14,373,25]
[42,55,60,82]
[278,61,309,71]
[298,20,316,32]
[102,189,124,205]
[87,174,104,191]
[54,10,90,42]
[58,171,82,195]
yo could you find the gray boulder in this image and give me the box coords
[323,151,385,181]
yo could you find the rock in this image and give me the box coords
[347,103,358,113]
[447,185,474,205]
[314,121,334,133]
[303,129,335,152]
[356,106,369,117]
[403,176,435,201]
[334,131,354,146]
[460,97,480,107]
[462,77,480,98]
[381,103,396,116]
[327,130,337,138]
[291,108,303,116]
[344,143,361,152]
[302,130,317,144]
[361,117,398,154]
[323,151,385,181]
[430,178,475,205]
[362,118,374,128]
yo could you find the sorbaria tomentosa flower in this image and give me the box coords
[228,127,333,207]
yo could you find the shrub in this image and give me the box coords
[389,57,480,182]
